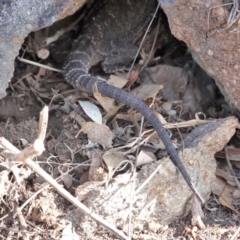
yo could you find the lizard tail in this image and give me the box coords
[64,65,204,204]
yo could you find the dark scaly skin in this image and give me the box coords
[64,0,204,203]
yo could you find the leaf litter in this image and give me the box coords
[0,2,239,239]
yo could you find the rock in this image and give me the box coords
[72,117,237,234]
[0,0,86,99]
[160,0,240,110]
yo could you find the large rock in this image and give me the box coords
[160,0,240,110]
[71,117,237,234]
[0,0,86,99]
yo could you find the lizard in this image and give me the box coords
[63,0,204,204]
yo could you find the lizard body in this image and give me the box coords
[64,0,204,203]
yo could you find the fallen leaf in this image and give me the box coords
[162,102,172,112]
[108,74,128,88]
[232,161,240,168]
[136,150,156,167]
[215,168,235,186]
[216,146,240,161]
[149,133,166,150]
[89,151,105,182]
[79,100,102,125]
[213,177,240,215]
[211,176,226,196]
[81,122,114,149]
[219,184,240,216]
[131,84,162,100]
[94,91,116,112]
[162,102,177,116]
[69,111,87,127]
[115,112,142,122]
[102,151,125,171]
[127,70,140,87]
[94,74,127,113]
[75,181,104,201]
[61,174,73,188]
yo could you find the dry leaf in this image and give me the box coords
[81,122,114,149]
[102,151,125,171]
[61,174,73,188]
[111,118,125,137]
[162,102,176,116]
[94,91,116,112]
[69,111,86,127]
[232,189,240,205]
[89,150,103,181]
[75,181,104,202]
[216,146,240,161]
[215,169,235,186]
[94,74,127,113]
[136,150,156,167]
[79,101,102,125]
[108,74,128,88]
[127,70,140,86]
[115,112,142,122]
[149,134,166,150]
[131,83,162,100]
[162,102,172,112]
[219,184,240,216]
[103,104,123,121]
[79,172,89,185]
[211,176,226,196]
[213,177,240,215]
[232,161,240,168]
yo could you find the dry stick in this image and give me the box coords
[127,117,145,238]
[16,207,29,240]
[230,225,240,240]
[14,185,50,218]
[127,1,160,78]
[17,57,62,73]
[227,0,240,26]
[134,162,163,196]
[224,146,240,191]
[0,106,129,240]
[125,4,161,235]
[16,160,93,218]
[207,3,233,29]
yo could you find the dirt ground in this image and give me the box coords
[0,2,240,240]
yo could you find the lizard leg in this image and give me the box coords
[100,40,138,73]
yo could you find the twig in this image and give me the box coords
[14,184,50,218]
[0,106,129,240]
[208,3,233,30]
[127,117,145,237]
[230,225,240,240]
[1,106,48,163]
[17,57,62,73]
[227,0,240,26]
[134,162,163,195]
[127,1,161,78]
[16,207,29,240]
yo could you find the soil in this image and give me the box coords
[0,2,240,240]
